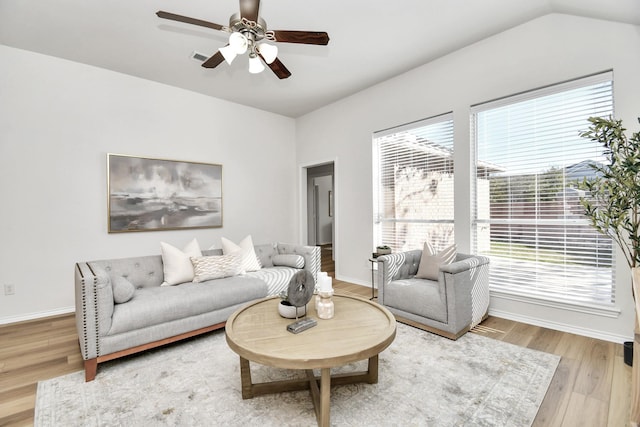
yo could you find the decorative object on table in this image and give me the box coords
[107,154,222,233]
[316,270,334,319]
[278,270,314,319]
[277,297,306,319]
[374,245,392,257]
[315,271,331,310]
[286,317,317,334]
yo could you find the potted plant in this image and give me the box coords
[579,116,640,367]
[376,245,392,255]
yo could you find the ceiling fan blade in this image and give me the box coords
[272,30,329,45]
[156,11,224,32]
[239,0,260,23]
[202,51,225,69]
[261,55,291,79]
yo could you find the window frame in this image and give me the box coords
[373,112,455,253]
[470,71,618,313]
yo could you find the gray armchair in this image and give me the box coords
[376,251,490,340]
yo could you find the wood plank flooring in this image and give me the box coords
[0,279,633,426]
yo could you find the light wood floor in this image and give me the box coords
[0,279,632,426]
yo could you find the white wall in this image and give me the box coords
[296,14,640,342]
[0,45,296,323]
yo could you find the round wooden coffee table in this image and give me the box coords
[225,294,396,427]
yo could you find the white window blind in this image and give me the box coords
[373,114,454,252]
[472,72,615,306]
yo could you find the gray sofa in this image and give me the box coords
[75,242,320,381]
[376,251,490,340]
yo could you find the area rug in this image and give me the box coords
[35,324,559,426]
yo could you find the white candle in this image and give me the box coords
[320,274,332,292]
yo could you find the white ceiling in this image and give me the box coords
[1,0,638,117]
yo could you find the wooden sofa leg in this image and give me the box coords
[85,358,97,382]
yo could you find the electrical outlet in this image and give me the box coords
[4,284,15,295]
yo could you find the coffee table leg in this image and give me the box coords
[368,354,379,384]
[239,356,253,399]
[319,367,331,427]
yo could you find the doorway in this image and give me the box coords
[306,163,335,276]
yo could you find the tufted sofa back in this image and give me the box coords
[89,255,164,289]
[203,244,278,268]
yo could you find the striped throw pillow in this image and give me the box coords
[190,253,244,282]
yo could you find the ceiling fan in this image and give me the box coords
[156,0,330,79]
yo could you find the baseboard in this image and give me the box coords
[489,307,633,344]
[0,306,75,325]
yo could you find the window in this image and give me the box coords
[472,72,614,307]
[373,114,454,252]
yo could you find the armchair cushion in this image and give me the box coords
[384,278,447,323]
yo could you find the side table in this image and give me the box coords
[368,257,378,300]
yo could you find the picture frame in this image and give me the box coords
[107,154,222,233]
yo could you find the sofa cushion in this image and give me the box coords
[384,278,447,323]
[108,276,268,335]
[272,254,305,269]
[160,238,202,286]
[191,253,243,282]
[112,276,135,304]
[415,243,457,281]
[221,235,262,272]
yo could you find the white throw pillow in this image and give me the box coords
[191,253,244,282]
[415,242,457,281]
[160,238,202,286]
[221,235,262,272]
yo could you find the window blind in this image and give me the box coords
[373,114,454,252]
[472,72,615,306]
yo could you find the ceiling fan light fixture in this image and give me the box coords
[248,55,265,74]
[219,44,238,65]
[257,43,278,64]
[228,32,248,54]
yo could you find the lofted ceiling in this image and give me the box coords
[0,0,638,118]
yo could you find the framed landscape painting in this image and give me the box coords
[107,154,223,233]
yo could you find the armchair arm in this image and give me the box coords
[441,253,490,327]
[376,250,422,302]
[74,263,115,361]
[276,243,321,283]
[441,253,490,275]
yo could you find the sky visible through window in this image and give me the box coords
[476,82,611,175]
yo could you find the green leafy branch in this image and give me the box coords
[579,116,640,269]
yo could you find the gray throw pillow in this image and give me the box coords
[272,254,305,269]
[112,276,135,304]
